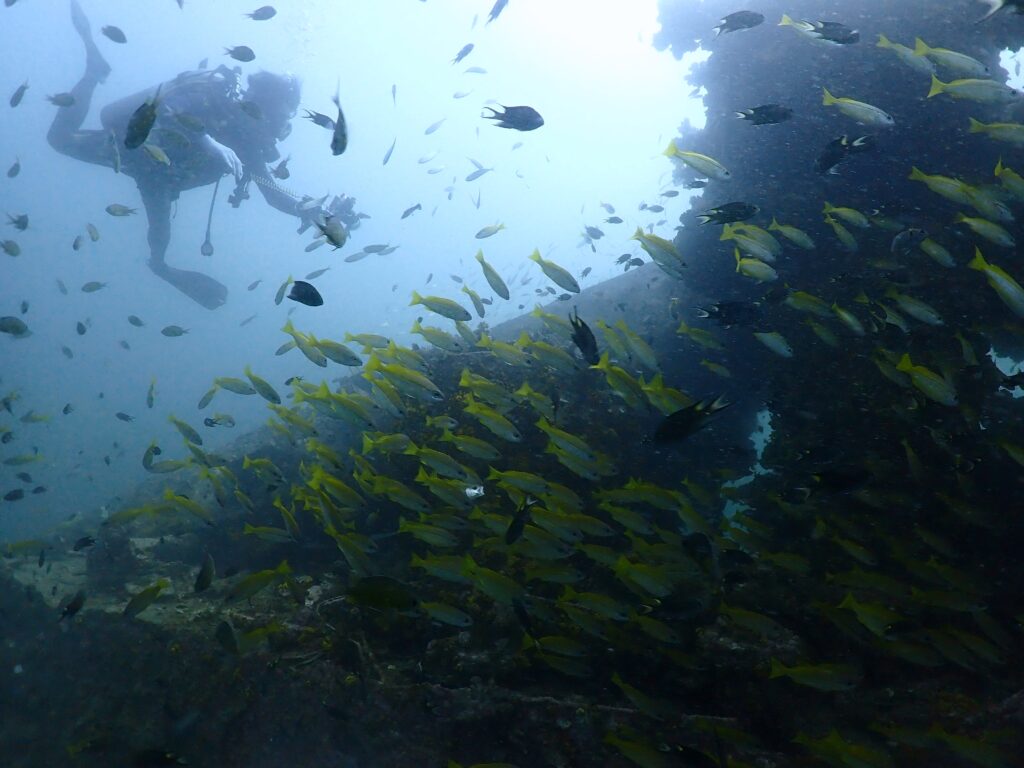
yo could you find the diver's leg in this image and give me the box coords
[70,0,110,84]
[138,183,228,310]
[47,0,111,164]
[139,183,173,269]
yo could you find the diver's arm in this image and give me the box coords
[198,134,243,181]
[247,162,311,218]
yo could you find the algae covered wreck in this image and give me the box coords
[4,1,1024,766]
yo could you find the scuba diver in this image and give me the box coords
[47,0,359,309]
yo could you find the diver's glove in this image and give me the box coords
[201,135,243,182]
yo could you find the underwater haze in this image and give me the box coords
[0,0,697,541]
[4,0,1024,767]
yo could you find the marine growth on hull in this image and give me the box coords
[4,1,1024,767]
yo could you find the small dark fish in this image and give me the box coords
[63,403,74,415]
[643,204,664,213]
[0,316,28,335]
[124,87,161,149]
[697,202,759,225]
[16,472,31,483]
[32,485,46,495]
[73,536,96,551]
[119,340,131,350]
[239,314,256,327]
[465,166,492,182]
[714,11,764,36]
[685,179,709,189]
[59,590,86,622]
[7,213,28,230]
[605,216,623,224]
[115,412,134,422]
[382,137,396,165]
[661,190,680,198]
[330,89,348,155]
[287,280,323,306]
[505,496,531,544]
[9,81,28,108]
[303,109,335,129]
[891,228,927,255]
[271,155,290,179]
[247,280,262,291]
[735,104,793,125]
[75,321,87,335]
[7,157,20,177]
[401,203,421,219]
[38,549,45,567]
[194,552,215,592]
[161,325,188,337]
[173,111,205,133]
[101,25,127,43]
[581,266,592,278]
[568,307,599,365]
[482,104,544,131]
[305,266,331,280]
[225,45,255,62]
[452,43,474,64]
[695,300,761,328]
[61,346,74,359]
[245,5,276,20]
[584,225,604,239]
[128,315,145,327]
[812,20,859,45]
[47,93,75,107]
[816,134,873,175]
[654,395,732,443]
[3,489,24,501]
[0,432,13,444]
[215,620,239,654]
[487,0,509,24]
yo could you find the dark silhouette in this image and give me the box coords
[48,0,352,309]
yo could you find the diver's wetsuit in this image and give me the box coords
[47,0,311,309]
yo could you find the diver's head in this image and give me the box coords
[245,70,301,140]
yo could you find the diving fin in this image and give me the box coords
[150,262,227,310]
[70,0,111,84]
